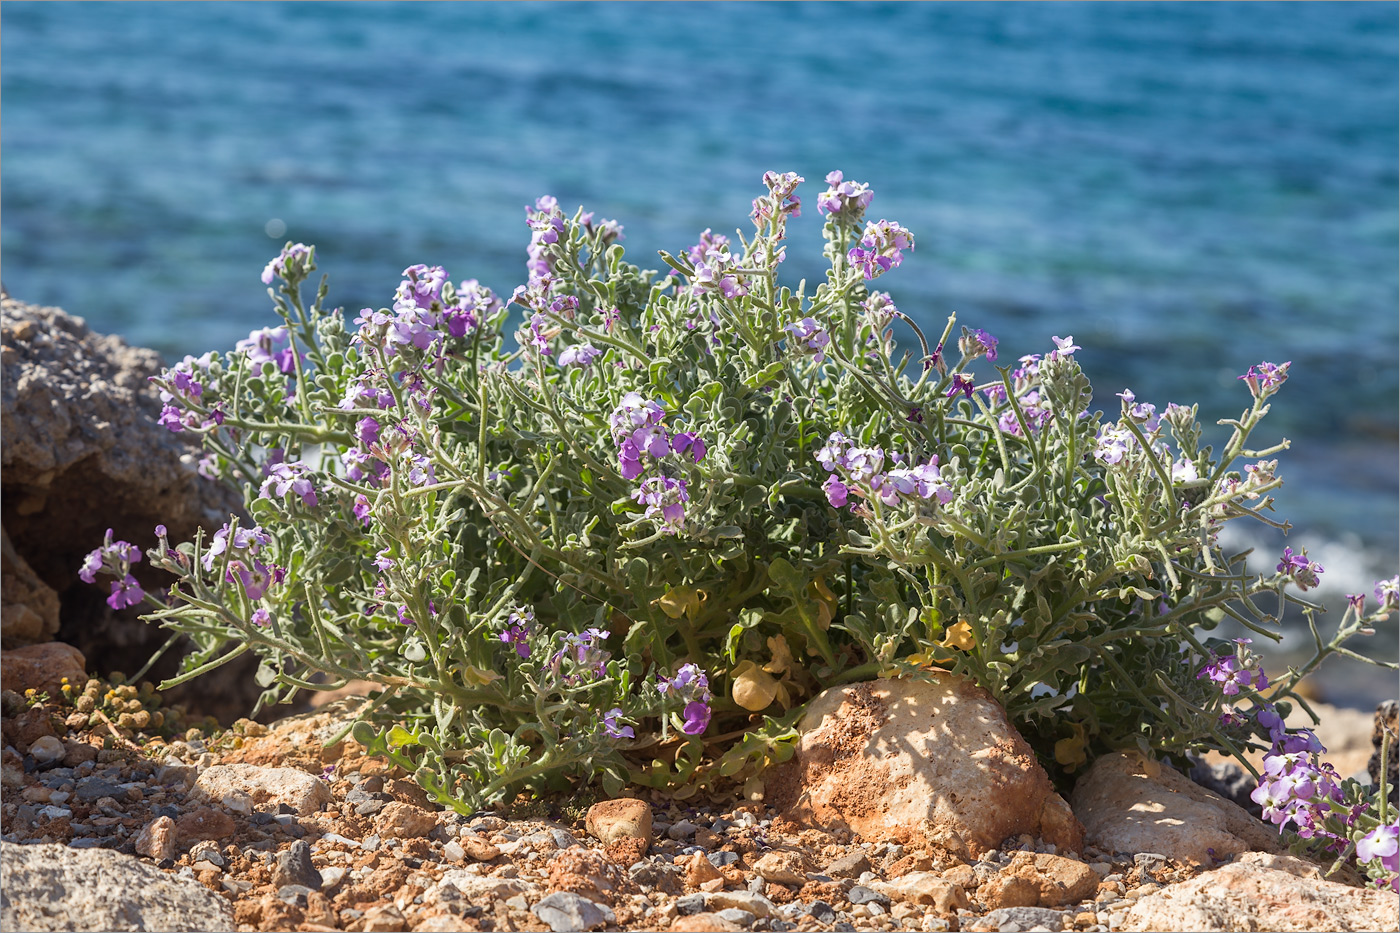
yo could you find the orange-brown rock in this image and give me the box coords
[1,642,86,697]
[585,797,652,852]
[769,676,1083,858]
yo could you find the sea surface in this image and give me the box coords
[3,2,1396,702]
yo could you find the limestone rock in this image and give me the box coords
[0,298,248,719]
[374,801,437,840]
[752,849,810,885]
[671,912,744,932]
[532,891,616,932]
[585,797,652,852]
[133,815,178,861]
[990,851,1099,908]
[1,528,59,647]
[869,872,972,916]
[1071,751,1284,865]
[1,841,234,931]
[0,641,86,697]
[190,763,331,816]
[769,676,1084,857]
[1123,851,1399,932]
[547,846,633,905]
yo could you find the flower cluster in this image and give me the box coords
[236,325,297,375]
[204,522,285,601]
[259,459,318,508]
[958,327,999,363]
[848,218,915,280]
[353,264,499,359]
[498,607,536,659]
[608,392,705,532]
[783,317,831,363]
[261,242,313,285]
[153,352,217,433]
[1239,360,1291,400]
[657,663,712,736]
[1276,546,1324,592]
[550,628,611,684]
[681,229,749,298]
[1197,639,1269,696]
[817,170,873,222]
[79,529,145,610]
[815,433,952,511]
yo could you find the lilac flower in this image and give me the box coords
[817,170,874,219]
[373,548,395,573]
[1197,652,1267,697]
[236,325,297,374]
[251,608,272,628]
[1117,390,1162,432]
[602,708,635,740]
[406,454,436,487]
[671,432,707,463]
[261,243,313,285]
[553,628,611,681]
[394,264,449,312]
[396,605,416,627]
[338,374,395,411]
[558,343,603,368]
[1277,547,1324,591]
[353,494,373,527]
[356,417,381,448]
[1239,360,1291,400]
[947,373,976,400]
[959,328,998,362]
[1048,335,1080,360]
[79,548,106,585]
[80,529,143,585]
[499,608,535,659]
[1094,426,1134,466]
[784,318,831,363]
[848,219,914,280]
[1375,576,1399,612]
[259,461,318,508]
[1357,823,1399,875]
[823,474,849,508]
[861,292,897,331]
[202,523,271,572]
[815,432,852,473]
[632,476,689,532]
[158,404,187,433]
[107,574,144,610]
[681,701,712,736]
[227,560,281,600]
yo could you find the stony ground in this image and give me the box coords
[2,678,1203,933]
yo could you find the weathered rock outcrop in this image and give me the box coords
[1,297,249,718]
[0,841,235,931]
[769,675,1084,858]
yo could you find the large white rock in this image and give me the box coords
[1,842,234,931]
[1070,751,1283,866]
[189,762,331,816]
[769,675,1083,858]
[1124,851,1399,932]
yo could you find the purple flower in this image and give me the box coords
[356,417,381,448]
[848,219,914,280]
[259,461,318,508]
[817,170,873,219]
[1376,576,1399,612]
[79,548,105,584]
[658,663,710,703]
[498,607,535,658]
[353,494,373,527]
[784,318,831,362]
[1048,335,1080,360]
[261,243,313,285]
[602,708,635,740]
[823,474,849,509]
[861,292,897,331]
[558,343,603,368]
[1094,426,1134,466]
[1357,823,1399,874]
[959,328,998,362]
[251,608,272,628]
[227,560,280,600]
[396,605,416,627]
[553,628,611,681]
[947,373,976,400]
[632,476,689,532]
[815,432,852,473]
[236,326,297,374]
[374,549,395,573]
[158,404,186,433]
[1276,547,1323,591]
[406,454,436,487]
[681,700,711,736]
[107,574,144,610]
[1238,360,1291,400]
[671,432,707,463]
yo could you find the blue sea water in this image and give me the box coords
[3,3,1397,694]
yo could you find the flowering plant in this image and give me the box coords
[86,170,1393,815]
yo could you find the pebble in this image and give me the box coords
[668,819,699,840]
[273,839,322,890]
[29,736,65,765]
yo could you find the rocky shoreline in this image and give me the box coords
[2,298,1397,933]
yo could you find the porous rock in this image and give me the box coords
[1070,751,1283,865]
[585,796,652,851]
[532,890,616,932]
[1123,851,1399,932]
[1,527,59,647]
[1,840,234,931]
[0,641,86,697]
[0,298,248,718]
[869,872,972,916]
[190,762,331,816]
[769,675,1084,857]
[994,851,1099,908]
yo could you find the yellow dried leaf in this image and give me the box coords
[939,619,975,650]
[653,587,704,620]
[731,660,779,711]
[1054,723,1089,771]
[763,634,795,676]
